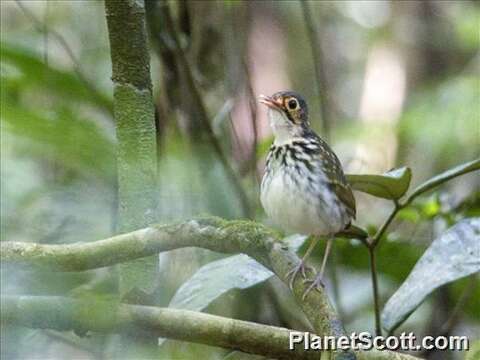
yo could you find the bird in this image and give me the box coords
[259,91,356,299]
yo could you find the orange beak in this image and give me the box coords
[258,94,283,110]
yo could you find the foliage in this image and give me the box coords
[1,1,479,359]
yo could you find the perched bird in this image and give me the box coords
[259,91,355,299]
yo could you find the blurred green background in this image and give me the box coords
[1,1,479,359]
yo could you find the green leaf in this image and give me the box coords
[1,98,115,183]
[1,42,112,113]
[160,235,307,346]
[408,158,480,202]
[381,218,480,333]
[168,254,273,311]
[346,167,412,200]
[465,339,480,360]
[168,234,306,312]
[256,135,273,158]
[397,208,421,223]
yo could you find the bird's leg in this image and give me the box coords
[285,236,319,290]
[302,237,333,300]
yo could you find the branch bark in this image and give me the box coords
[1,296,315,360]
[0,296,419,360]
[1,217,338,337]
[2,217,420,360]
[105,0,158,301]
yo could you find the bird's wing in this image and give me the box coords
[311,134,357,219]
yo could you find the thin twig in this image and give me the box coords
[42,1,48,65]
[300,0,331,141]
[15,0,100,102]
[368,247,382,336]
[329,248,345,320]
[370,203,400,248]
[243,59,260,183]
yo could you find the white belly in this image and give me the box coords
[261,170,344,236]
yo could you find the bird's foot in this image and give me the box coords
[285,261,315,290]
[301,273,326,301]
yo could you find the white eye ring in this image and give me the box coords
[287,99,298,110]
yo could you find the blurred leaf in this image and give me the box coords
[159,254,272,347]
[421,196,441,218]
[382,218,480,332]
[159,235,307,346]
[346,167,412,200]
[398,77,479,166]
[0,42,112,113]
[465,339,480,360]
[256,135,273,158]
[407,158,480,201]
[449,276,480,322]
[1,98,115,183]
[397,208,421,223]
[168,254,273,311]
[169,234,306,312]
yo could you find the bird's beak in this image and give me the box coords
[258,94,282,110]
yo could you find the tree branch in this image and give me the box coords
[1,296,419,360]
[1,217,339,337]
[1,296,315,360]
[2,217,420,359]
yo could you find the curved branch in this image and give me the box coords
[1,217,340,337]
[404,158,479,206]
[1,218,421,360]
[1,296,315,360]
[1,296,419,360]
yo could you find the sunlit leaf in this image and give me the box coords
[382,218,480,332]
[421,196,441,218]
[397,208,421,223]
[346,167,412,200]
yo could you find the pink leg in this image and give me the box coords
[302,237,333,300]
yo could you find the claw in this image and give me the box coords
[302,274,325,301]
[285,261,315,290]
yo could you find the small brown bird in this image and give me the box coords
[259,91,356,299]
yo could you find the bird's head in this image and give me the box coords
[259,91,309,144]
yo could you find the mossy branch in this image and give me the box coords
[2,217,419,360]
[0,296,419,360]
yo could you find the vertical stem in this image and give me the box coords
[368,247,382,336]
[160,3,252,218]
[104,0,158,302]
[329,248,344,319]
[300,0,331,141]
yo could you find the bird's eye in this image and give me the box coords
[287,99,298,110]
